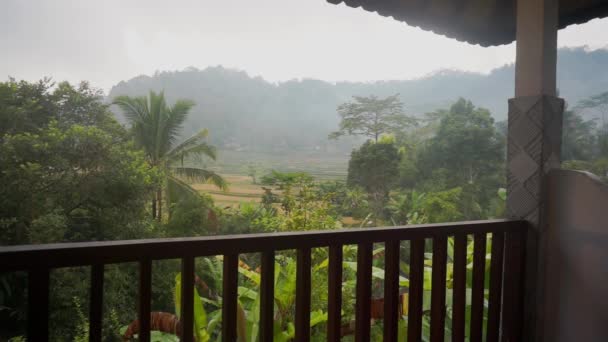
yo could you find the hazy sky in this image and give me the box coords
[1,0,607,92]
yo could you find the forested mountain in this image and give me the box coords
[108,47,608,151]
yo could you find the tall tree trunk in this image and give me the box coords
[157,188,163,222]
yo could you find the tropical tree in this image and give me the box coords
[347,139,400,219]
[414,99,504,214]
[0,79,163,340]
[113,91,226,221]
[329,94,416,142]
[418,98,503,187]
[561,108,597,161]
[577,91,608,158]
[578,91,608,127]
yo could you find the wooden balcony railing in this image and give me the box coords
[0,219,526,342]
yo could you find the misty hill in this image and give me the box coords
[108,47,608,152]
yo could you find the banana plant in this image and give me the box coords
[238,255,328,342]
[174,273,210,342]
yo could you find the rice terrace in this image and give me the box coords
[195,149,349,207]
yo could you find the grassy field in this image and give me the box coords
[192,174,264,208]
[192,149,349,207]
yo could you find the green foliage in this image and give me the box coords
[560,92,608,181]
[0,122,160,244]
[307,181,370,220]
[113,91,226,221]
[238,254,328,341]
[260,170,313,189]
[414,98,505,219]
[577,93,608,155]
[329,94,416,142]
[218,203,281,234]
[164,194,217,237]
[577,91,608,118]
[0,79,164,340]
[0,79,160,246]
[175,273,210,342]
[397,144,420,189]
[347,140,400,220]
[562,109,598,161]
[418,98,503,187]
[0,78,54,135]
[113,91,195,163]
[280,182,341,231]
[420,188,465,223]
[250,171,342,232]
[387,191,427,225]
[72,297,90,342]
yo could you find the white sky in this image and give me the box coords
[1,0,607,92]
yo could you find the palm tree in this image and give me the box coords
[113,90,226,221]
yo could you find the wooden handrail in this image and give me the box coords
[0,219,523,271]
[0,219,527,342]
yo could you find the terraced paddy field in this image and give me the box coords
[192,174,264,208]
[194,174,362,227]
[200,149,349,181]
[191,150,349,207]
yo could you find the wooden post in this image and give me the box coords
[509,0,563,340]
[515,0,559,97]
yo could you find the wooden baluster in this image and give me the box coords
[355,242,372,342]
[181,257,195,342]
[28,268,50,341]
[470,233,487,342]
[408,238,424,342]
[487,232,505,342]
[260,251,275,342]
[451,234,467,342]
[501,228,526,342]
[295,248,311,342]
[222,253,239,342]
[383,240,400,342]
[139,260,152,342]
[89,264,104,342]
[327,245,343,342]
[430,236,447,342]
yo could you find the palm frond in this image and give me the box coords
[160,99,195,157]
[171,99,196,120]
[182,142,217,161]
[113,91,202,166]
[172,167,228,191]
[167,129,215,161]
[170,143,217,167]
[149,91,170,160]
[112,95,149,124]
[113,95,156,158]
[167,175,201,205]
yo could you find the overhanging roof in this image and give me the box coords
[327,0,608,46]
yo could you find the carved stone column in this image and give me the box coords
[507,94,564,341]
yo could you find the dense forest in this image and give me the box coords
[1,47,607,341]
[109,47,608,152]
